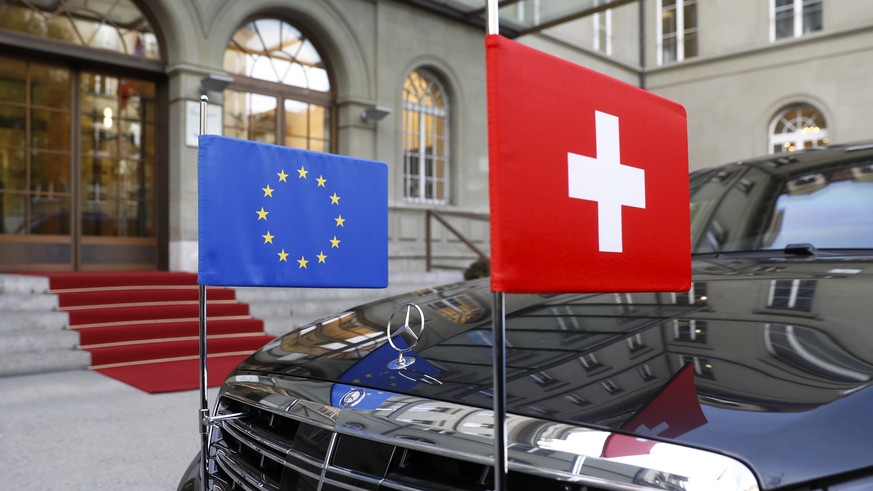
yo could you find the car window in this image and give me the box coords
[691,165,771,252]
[691,158,873,253]
[763,178,873,249]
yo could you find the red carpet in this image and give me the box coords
[39,272,273,393]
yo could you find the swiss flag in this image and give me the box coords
[486,35,690,293]
[602,364,707,458]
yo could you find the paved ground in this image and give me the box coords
[0,370,218,491]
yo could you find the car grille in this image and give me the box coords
[210,395,599,491]
[205,374,757,491]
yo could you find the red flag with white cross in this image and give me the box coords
[486,34,691,293]
[601,364,707,458]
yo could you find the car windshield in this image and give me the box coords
[689,151,873,254]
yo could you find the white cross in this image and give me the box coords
[634,421,670,435]
[568,111,646,253]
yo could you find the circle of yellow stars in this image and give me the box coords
[257,164,345,269]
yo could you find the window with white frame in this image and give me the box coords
[768,279,817,311]
[564,393,590,406]
[403,69,449,204]
[769,103,829,154]
[638,364,656,381]
[771,0,822,41]
[529,371,560,388]
[223,18,333,151]
[601,379,622,394]
[579,353,603,371]
[593,2,613,55]
[674,319,708,344]
[658,0,698,64]
[515,0,540,24]
[679,355,714,379]
[614,293,634,314]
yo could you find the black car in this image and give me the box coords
[179,143,873,491]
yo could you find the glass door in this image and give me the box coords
[78,71,158,270]
[0,57,74,270]
[0,55,158,271]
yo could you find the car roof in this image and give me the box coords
[695,141,873,177]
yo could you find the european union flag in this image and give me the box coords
[198,135,388,288]
[329,339,441,410]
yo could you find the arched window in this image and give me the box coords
[0,0,160,59]
[403,69,449,204]
[223,18,333,152]
[769,103,829,154]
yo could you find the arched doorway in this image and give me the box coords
[0,0,165,271]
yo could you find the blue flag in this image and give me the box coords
[198,135,388,288]
[330,339,441,410]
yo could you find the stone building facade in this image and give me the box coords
[0,0,870,273]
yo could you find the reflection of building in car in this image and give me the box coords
[179,143,873,491]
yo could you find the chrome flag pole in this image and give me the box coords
[198,94,210,491]
[491,290,508,491]
[487,0,499,37]
[486,3,508,491]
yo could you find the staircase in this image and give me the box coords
[0,274,87,376]
[0,269,463,378]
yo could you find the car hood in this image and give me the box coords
[237,256,873,489]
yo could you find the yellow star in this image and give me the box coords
[316,175,326,187]
[277,249,288,262]
[334,215,345,227]
[329,192,340,205]
[297,166,308,179]
[317,251,327,263]
[297,256,309,269]
[353,378,361,384]
[262,185,274,197]
[365,373,373,378]
[330,236,340,248]
[277,170,288,182]
[262,231,274,244]
[256,207,269,220]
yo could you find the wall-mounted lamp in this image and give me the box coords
[200,74,233,95]
[361,105,392,123]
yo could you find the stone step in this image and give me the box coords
[0,311,69,332]
[0,293,59,311]
[241,270,463,337]
[251,293,380,320]
[387,269,466,284]
[0,274,50,294]
[0,329,80,354]
[239,288,403,311]
[0,349,90,378]
[0,269,466,375]
[234,286,391,304]
[232,271,463,303]
[255,294,392,337]
[264,316,316,337]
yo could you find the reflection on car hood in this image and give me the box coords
[237,256,873,490]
